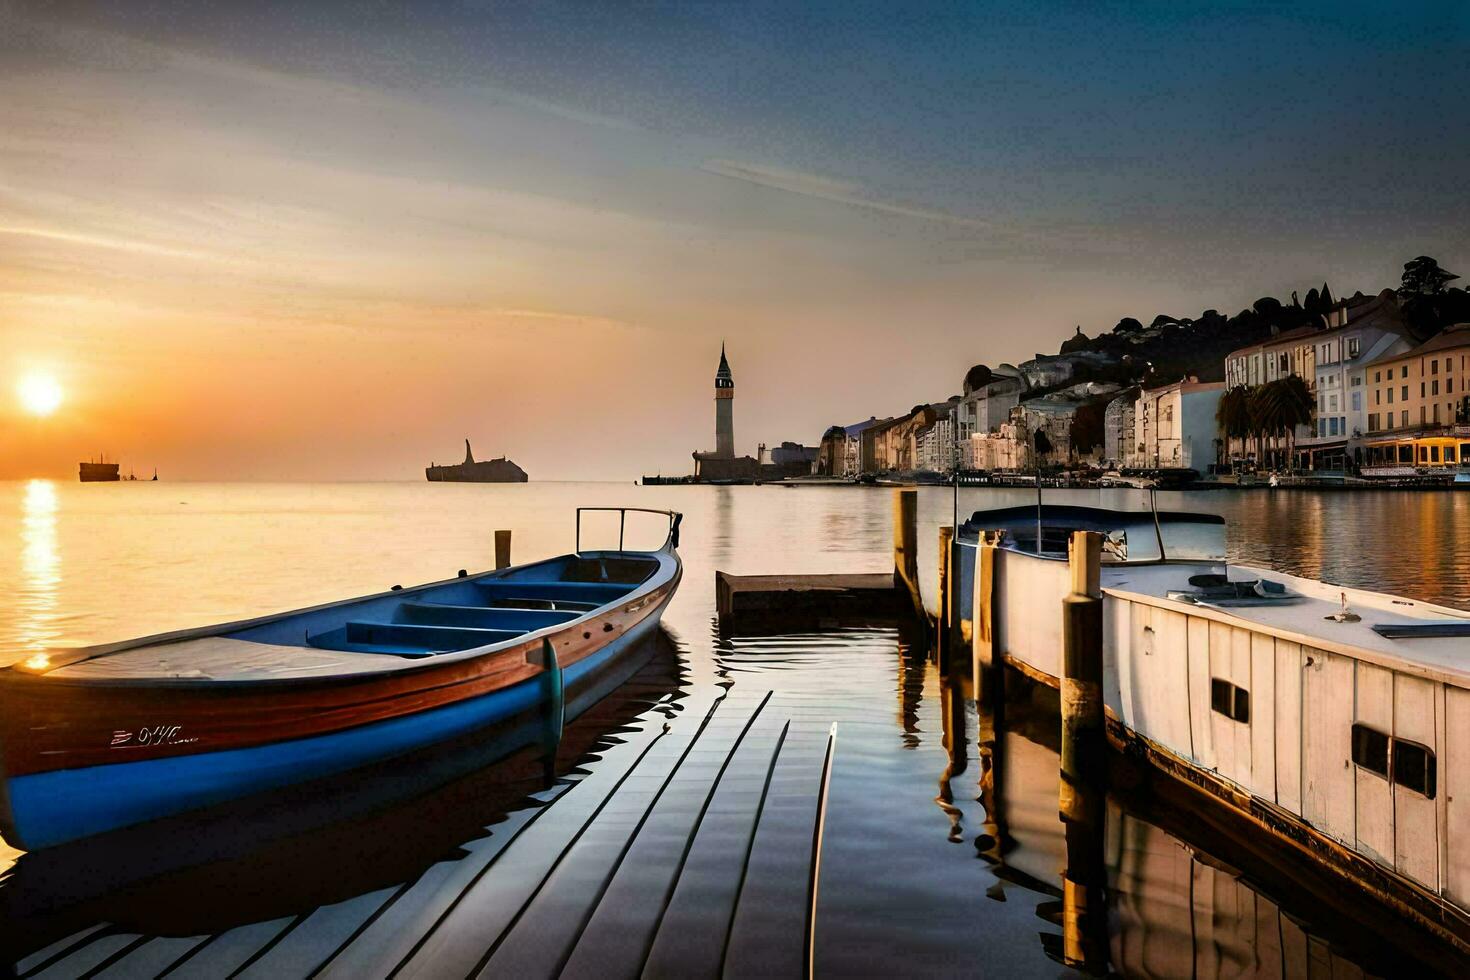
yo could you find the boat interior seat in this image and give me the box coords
[305,620,527,656]
[396,601,580,630]
[473,581,631,605]
[560,556,658,585]
[484,597,600,612]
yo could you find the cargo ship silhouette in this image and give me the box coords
[78,455,119,482]
[425,440,528,482]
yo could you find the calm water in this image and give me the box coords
[1,480,1460,976]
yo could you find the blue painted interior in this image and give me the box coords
[231,553,656,657]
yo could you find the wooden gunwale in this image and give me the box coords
[0,562,679,778]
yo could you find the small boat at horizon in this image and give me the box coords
[0,507,682,851]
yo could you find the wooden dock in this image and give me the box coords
[714,571,906,630]
[11,687,836,980]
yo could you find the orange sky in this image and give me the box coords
[3,5,1465,480]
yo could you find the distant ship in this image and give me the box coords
[79,455,120,482]
[425,440,528,483]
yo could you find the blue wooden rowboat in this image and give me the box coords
[0,508,682,851]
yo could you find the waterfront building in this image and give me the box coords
[1103,389,1139,467]
[914,409,958,474]
[816,417,885,478]
[1131,379,1224,470]
[863,405,941,473]
[1020,382,1118,467]
[1224,325,1318,389]
[1296,290,1412,470]
[1361,322,1470,472]
[954,367,1023,468]
[969,422,1024,471]
[764,440,820,477]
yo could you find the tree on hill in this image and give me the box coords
[1252,297,1283,320]
[1400,256,1463,338]
[1401,256,1458,297]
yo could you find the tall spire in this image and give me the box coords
[715,341,733,388]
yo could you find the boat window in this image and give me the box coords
[1210,678,1231,715]
[1351,724,1390,779]
[1210,679,1249,723]
[1233,687,1250,724]
[1158,518,1228,562]
[1392,739,1436,799]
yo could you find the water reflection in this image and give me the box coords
[964,665,1427,977]
[17,479,60,657]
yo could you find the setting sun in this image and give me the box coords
[16,373,64,417]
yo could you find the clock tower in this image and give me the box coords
[714,342,735,459]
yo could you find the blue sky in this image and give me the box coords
[2,1,1467,478]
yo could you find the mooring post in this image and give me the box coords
[936,525,953,669]
[892,488,924,625]
[971,534,998,701]
[495,529,513,569]
[1060,529,1106,973]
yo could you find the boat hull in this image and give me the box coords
[0,591,672,851]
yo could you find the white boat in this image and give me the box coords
[954,503,1470,945]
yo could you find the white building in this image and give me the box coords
[1297,290,1412,468]
[955,372,1024,468]
[914,411,958,473]
[1131,380,1224,470]
[1224,326,1318,390]
[970,422,1024,471]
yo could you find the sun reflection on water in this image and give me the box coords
[18,479,60,655]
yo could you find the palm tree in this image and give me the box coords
[1248,377,1314,471]
[1215,386,1252,465]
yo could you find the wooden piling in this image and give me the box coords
[892,489,924,624]
[1060,529,1106,972]
[971,535,998,701]
[495,529,513,570]
[1060,529,1103,823]
[936,525,953,669]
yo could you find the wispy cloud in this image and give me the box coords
[0,224,216,261]
[701,159,991,229]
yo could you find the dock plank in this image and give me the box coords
[233,888,396,979]
[641,716,792,977]
[722,723,832,978]
[159,916,296,978]
[312,806,547,979]
[14,924,110,977]
[28,932,140,980]
[484,694,776,978]
[393,691,735,979]
[92,936,208,979]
